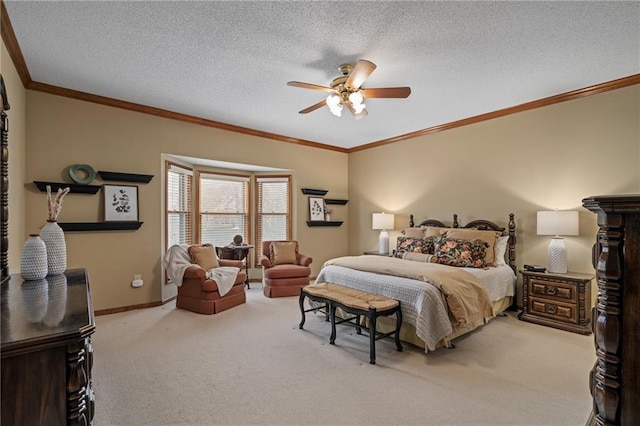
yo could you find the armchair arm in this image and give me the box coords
[298,253,313,267]
[219,259,243,268]
[183,266,206,281]
[260,254,272,268]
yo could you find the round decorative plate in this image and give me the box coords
[68,164,96,184]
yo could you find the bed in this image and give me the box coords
[314,213,517,352]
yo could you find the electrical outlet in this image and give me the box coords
[132,275,143,288]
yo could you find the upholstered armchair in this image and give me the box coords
[260,240,312,298]
[164,244,247,314]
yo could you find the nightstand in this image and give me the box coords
[518,270,594,334]
[363,251,389,256]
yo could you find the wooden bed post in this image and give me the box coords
[508,213,516,274]
[452,214,459,228]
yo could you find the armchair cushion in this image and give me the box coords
[188,244,220,270]
[270,241,299,265]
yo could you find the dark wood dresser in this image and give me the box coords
[1,268,95,425]
[518,270,594,334]
[582,194,640,425]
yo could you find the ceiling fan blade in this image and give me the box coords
[345,102,368,120]
[345,60,376,90]
[287,81,335,93]
[361,87,411,98]
[298,100,327,114]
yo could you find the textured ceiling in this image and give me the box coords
[4,1,640,150]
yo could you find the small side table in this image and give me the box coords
[216,245,253,289]
[363,251,389,256]
[518,270,594,334]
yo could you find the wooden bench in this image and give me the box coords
[298,283,403,364]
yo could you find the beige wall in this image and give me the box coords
[2,40,26,275]
[349,84,640,303]
[24,92,349,310]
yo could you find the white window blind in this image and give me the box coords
[166,163,193,247]
[198,172,249,248]
[256,175,291,261]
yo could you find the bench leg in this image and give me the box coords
[355,314,362,335]
[298,290,306,329]
[394,306,403,352]
[329,303,337,345]
[368,307,377,365]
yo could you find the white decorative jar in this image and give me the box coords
[20,234,48,280]
[40,221,67,275]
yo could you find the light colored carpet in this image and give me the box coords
[92,286,595,425]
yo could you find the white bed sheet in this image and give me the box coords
[313,262,515,352]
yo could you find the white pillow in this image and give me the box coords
[495,236,509,266]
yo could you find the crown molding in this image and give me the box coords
[350,73,640,153]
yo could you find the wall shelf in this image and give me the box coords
[301,188,328,196]
[34,181,101,194]
[97,171,154,183]
[306,221,343,227]
[59,221,143,232]
[325,199,348,205]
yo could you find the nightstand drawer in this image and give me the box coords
[530,278,576,303]
[529,297,577,323]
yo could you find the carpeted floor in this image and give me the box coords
[92,285,595,425]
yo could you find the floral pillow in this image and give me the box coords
[433,237,489,268]
[395,236,437,258]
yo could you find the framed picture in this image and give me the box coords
[104,184,139,221]
[309,197,325,221]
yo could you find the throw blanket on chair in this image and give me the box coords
[205,267,240,297]
[163,244,239,296]
[323,256,494,329]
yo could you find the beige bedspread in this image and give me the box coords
[323,256,494,329]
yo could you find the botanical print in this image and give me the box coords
[309,197,325,221]
[112,189,131,214]
[104,185,138,221]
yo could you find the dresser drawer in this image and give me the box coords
[529,297,577,324]
[529,278,576,303]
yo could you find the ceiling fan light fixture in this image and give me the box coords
[326,94,343,117]
[349,90,366,114]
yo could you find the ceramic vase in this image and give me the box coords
[40,221,67,275]
[20,234,48,280]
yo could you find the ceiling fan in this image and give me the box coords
[287,59,411,120]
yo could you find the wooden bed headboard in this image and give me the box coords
[408,213,517,274]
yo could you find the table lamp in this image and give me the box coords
[372,212,395,254]
[537,210,579,273]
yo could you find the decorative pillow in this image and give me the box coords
[495,236,509,266]
[444,228,501,266]
[433,237,489,268]
[270,241,299,266]
[395,237,423,258]
[422,235,437,254]
[423,226,448,237]
[402,252,436,263]
[395,236,437,258]
[188,244,220,270]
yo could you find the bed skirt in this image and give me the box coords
[349,296,513,351]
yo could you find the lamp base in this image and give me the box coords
[547,237,567,274]
[378,230,389,254]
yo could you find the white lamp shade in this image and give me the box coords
[372,213,394,230]
[537,210,579,236]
